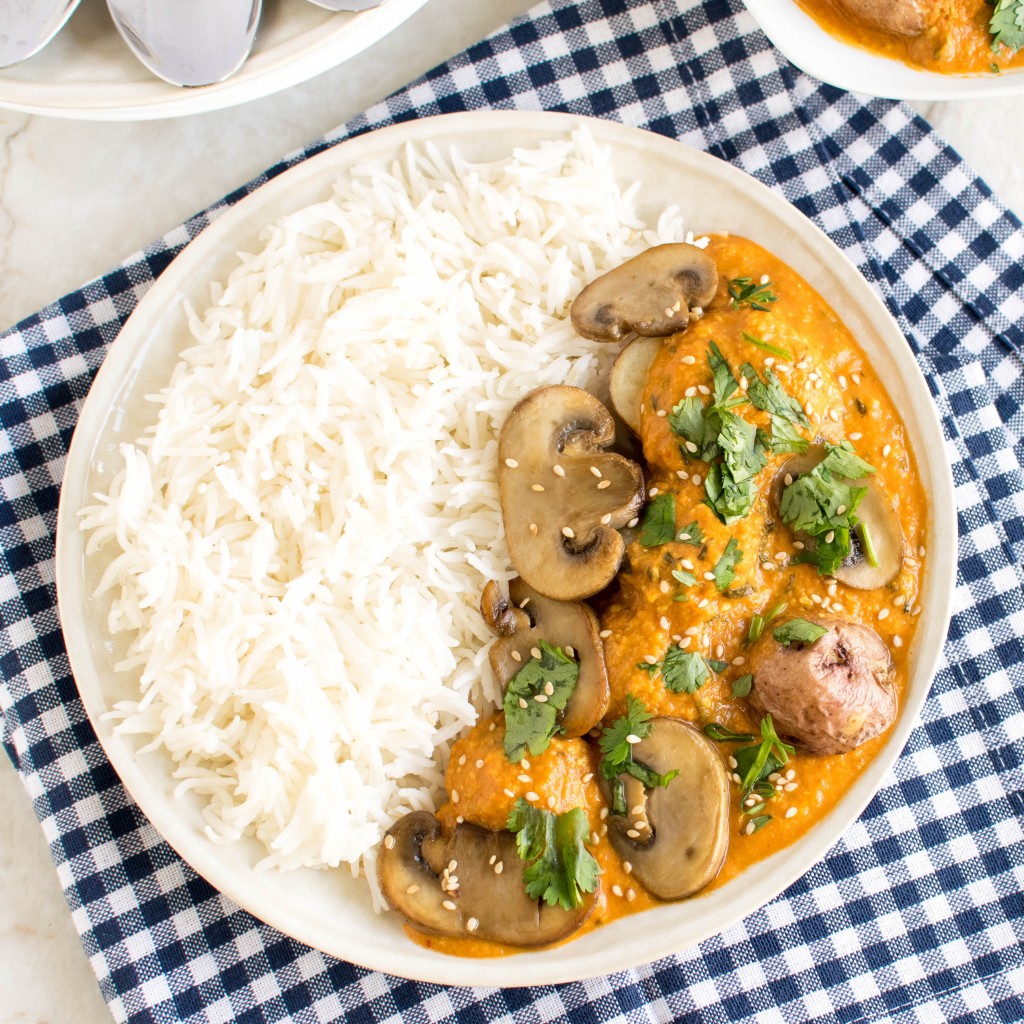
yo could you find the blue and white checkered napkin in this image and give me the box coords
[2,0,1023,1020]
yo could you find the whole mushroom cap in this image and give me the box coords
[749,617,897,755]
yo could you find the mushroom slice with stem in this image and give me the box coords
[498,386,644,601]
[571,243,719,342]
[749,617,896,755]
[378,811,595,947]
[481,578,610,737]
[773,446,903,589]
[609,336,662,435]
[601,718,729,900]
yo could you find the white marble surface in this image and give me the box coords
[0,2,1021,1022]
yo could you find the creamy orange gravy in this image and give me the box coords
[795,0,1024,74]
[413,234,926,958]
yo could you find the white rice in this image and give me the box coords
[80,128,690,908]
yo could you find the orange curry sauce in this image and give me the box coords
[795,0,1024,74]
[414,234,927,958]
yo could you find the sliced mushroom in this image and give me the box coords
[498,386,644,601]
[749,617,896,754]
[481,578,609,737]
[378,811,595,946]
[609,335,662,435]
[571,244,719,342]
[773,447,903,589]
[601,718,729,900]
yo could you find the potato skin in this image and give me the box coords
[749,618,896,754]
[834,0,928,37]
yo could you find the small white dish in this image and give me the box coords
[56,109,957,985]
[742,0,1024,99]
[0,0,428,120]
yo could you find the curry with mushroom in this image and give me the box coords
[377,234,927,957]
[795,0,1024,75]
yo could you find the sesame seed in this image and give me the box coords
[919,545,926,557]
[600,807,609,820]
[600,513,612,525]
[698,598,709,608]
[531,646,541,659]
[660,616,671,630]
[504,788,515,798]
[849,431,862,441]
[704,571,716,581]
[913,606,921,616]
[529,523,538,535]
[583,772,593,783]
[685,386,697,398]
[893,595,905,606]
[784,473,793,487]
[511,650,522,663]
[728,756,738,769]
[852,373,861,384]
[489,722,496,731]
[827,582,837,596]
[685,440,698,453]
[893,636,903,648]
[882,444,892,457]
[626,830,640,839]
[448,859,458,872]
[828,409,840,422]
[832,603,844,613]
[443,900,457,911]
[534,693,548,703]
[687,627,701,637]
[793,541,805,550]
[476,760,484,769]
[597,479,612,489]
[628,517,639,528]
[626,734,642,744]
[452,790,460,804]
[838,375,847,388]
[760,274,770,285]
[732,773,742,784]
[649,487,659,497]
[531,483,545,492]
[676,470,689,480]
[613,884,624,897]
[547,795,556,808]
[681,558,695,570]
[553,464,565,477]
[660,580,670,594]
[836,505,846,516]
[732,656,746,666]
[765,357,776,367]
[775,551,787,562]
[663,306,674,317]
[905,556,918,568]
[682,354,696,365]
[518,697,528,710]
[590,466,602,478]
[785,769,796,781]
[544,681,555,695]
[878,608,889,620]
[679,637,692,649]
[762,562,775,571]
[692,474,702,486]
[494,861,503,874]
[697,384,711,396]
[600,629,612,638]
[591,831,600,845]
[526,792,539,802]
[825,530,835,544]
[769,773,781,782]
[744,821,756,835]
[632,821,646,831]
[657,408,668,418]
[517,774,531,783]
[562,526,575,539]
[744,796,758,807]
[521,759,530,769]
[406,884,420,894]
[784,782,797,792]
[785,807,797,819]
[504,458,518,468]
[467,917,479,933]
[384,834,395,850]
[623,861,633,874]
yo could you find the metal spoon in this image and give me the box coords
[302,0,386,10]
[106,0,262,88]
[0,0,82,68]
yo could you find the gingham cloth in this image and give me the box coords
[2,0,1023,1021]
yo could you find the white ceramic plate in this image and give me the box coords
[742,0,1024,99]
[57,110,957,985]
[0,0,429,120]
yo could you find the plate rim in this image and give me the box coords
[56,109,958,985]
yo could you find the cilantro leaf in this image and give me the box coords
[676,519,705,545]
[818,440,876,480]
[661,647,711,694]
[507,800,600,910]
[598,695,679,813]
[743,363,810,428]
[772,618,829,647]
[502,641,579,762]
[732,673,754,698]
[639,493,676,547]
[708,341,742,407]
[711,537,743,592]
[768,413,810,454]
[669,396,716,460]
[734,714,795,793]
[671,568,697,587]
[741,331,792,361]
[991,0,1024,53]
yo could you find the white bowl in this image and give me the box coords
[56,109,957,985]
[742,0,1024,99]
[0,0,428,120]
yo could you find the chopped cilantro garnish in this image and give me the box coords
[747,602,788,644]
[779,441,875,576]
[638,493,676,547]
[772,618,829,647]
[669,396,717,461]
[768,414,810,455]
[990,0,1024,53]
[704,722,756,743]
[507,800,600,911]
[662,647,711,694]
[729,276,779,312]
[676,519,705,546]
[741,331,792,361]
[743,363,810,429]
[502,640,578,762]
[598,695,679,815]
[732,673,754,698]
[735,714,795,792]
[709,341,744,408]
[711,537,743,592]
[706,658,729,673]
[745,814,773,833]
